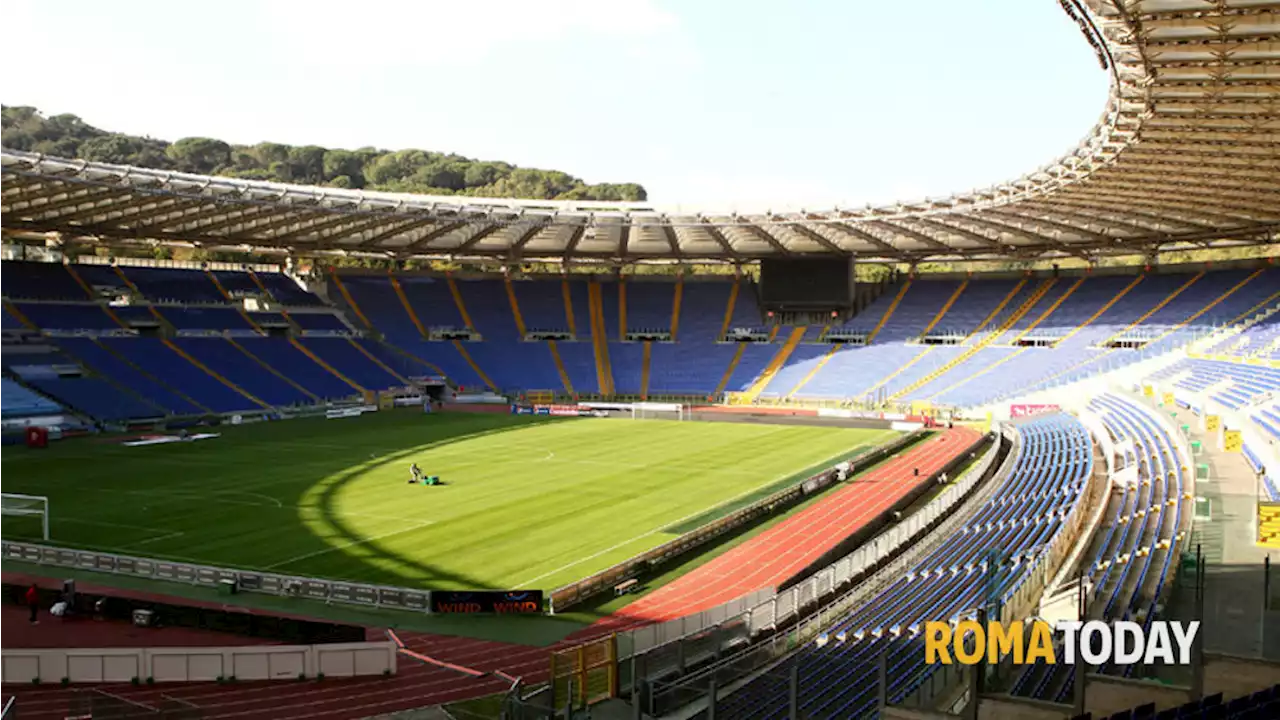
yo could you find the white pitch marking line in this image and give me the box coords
[263,520,436,570]
[515,443,873,587]
[126,531,186,548]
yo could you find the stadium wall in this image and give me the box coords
[1,641,397,685]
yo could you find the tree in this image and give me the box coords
[2,105,648,202]
[166,137,232,174]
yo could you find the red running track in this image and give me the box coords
[576,427,980,635]
[393,427,981,682]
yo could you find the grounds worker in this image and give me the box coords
[25,583,39,624]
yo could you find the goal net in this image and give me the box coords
[630,402,688,421]
[1,493,49,541]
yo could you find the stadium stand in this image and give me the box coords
[705,413,1093,719]
[1014,393,1189,700]
[1,377,63,417]
[6,260,1279,424]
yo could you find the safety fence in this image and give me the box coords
[548,430,929,612]
[615,429,1006,713]
[1,542,432,614]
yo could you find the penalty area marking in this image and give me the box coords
[263,520,436,571]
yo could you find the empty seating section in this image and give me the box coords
[289,312,349,332]
[1,378,63,416]
[759,344,832,396]
[2,261,88,300]
[158,307,254,331]
[1207,314,1280,360]
[256,272,325,306]
[1111,685,1279,720]
[2,308,26,330]
[100,338,259,413]
[511,280,570,331]
[713,415,1092,719]
[1151,360,1280,410]
[799,344,927,399]
[53,338,205,415]
[15,303,119,330]
[649,342,739,394]
[1000,277,1076,337]
[625,281,675,331]
[211,270,262,296]
[1015,394,1186,700]
[119,266,225,303]
[235,338,356,399]
[872,280,963,341]
[931,278,1014,337]
[400,276,465,328]
[26,376,162,421]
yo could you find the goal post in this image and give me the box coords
[1,493,49,541]
[630,402,688,421]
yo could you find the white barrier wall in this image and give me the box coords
[1,641,396,685]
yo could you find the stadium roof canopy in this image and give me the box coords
[2,0,1278,265]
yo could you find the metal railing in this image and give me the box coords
[0,541,431,614]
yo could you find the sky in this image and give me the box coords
[1,0,1108,212]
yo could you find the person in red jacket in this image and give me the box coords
[24,583,39,624]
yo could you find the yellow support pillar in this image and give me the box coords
[1010,276,1086,344]
[229,338,319,401]
[786,345,841,399]
[1054,274,1144,345]
[1101,272,1205,346]
[62,262,98,300]
[618,277,628,339]
[446,274,476,332]
[390,273,428,337]
[347,338,412,386]
[640,340,652,399]
[327,270,374,330]
[670,276,684,340]
[861,347,935,399]
[163,338,272,409]
[290,337,365,393]
[547,340,574,395]
[719,278,741,339]
[1138,270,1266,348]
[741,327,807,401]
[715,344,747,396]
[3,300,37,330]
[867,279,913,344]
[889,279,1053,401]
[919,279,969,337]
[965,278,1028,341]
[207,269,263,333]
[587,281,615,395]
[562,279,578,337]
[453,340,498,392]
[504,277,528,337]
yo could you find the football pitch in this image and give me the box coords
[1,411,897,591]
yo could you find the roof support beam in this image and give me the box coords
[865,219,952,253]
[699,221,744,259]
[659,221,684,260]
[828,222,906,259]
[786,223,849,255]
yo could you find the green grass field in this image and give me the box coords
[2,411,895,592]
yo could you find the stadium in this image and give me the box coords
[1,1,1278,719]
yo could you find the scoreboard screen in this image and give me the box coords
[759,257,854,308]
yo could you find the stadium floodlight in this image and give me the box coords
[1,493,49,541]
[631,402,688,422]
